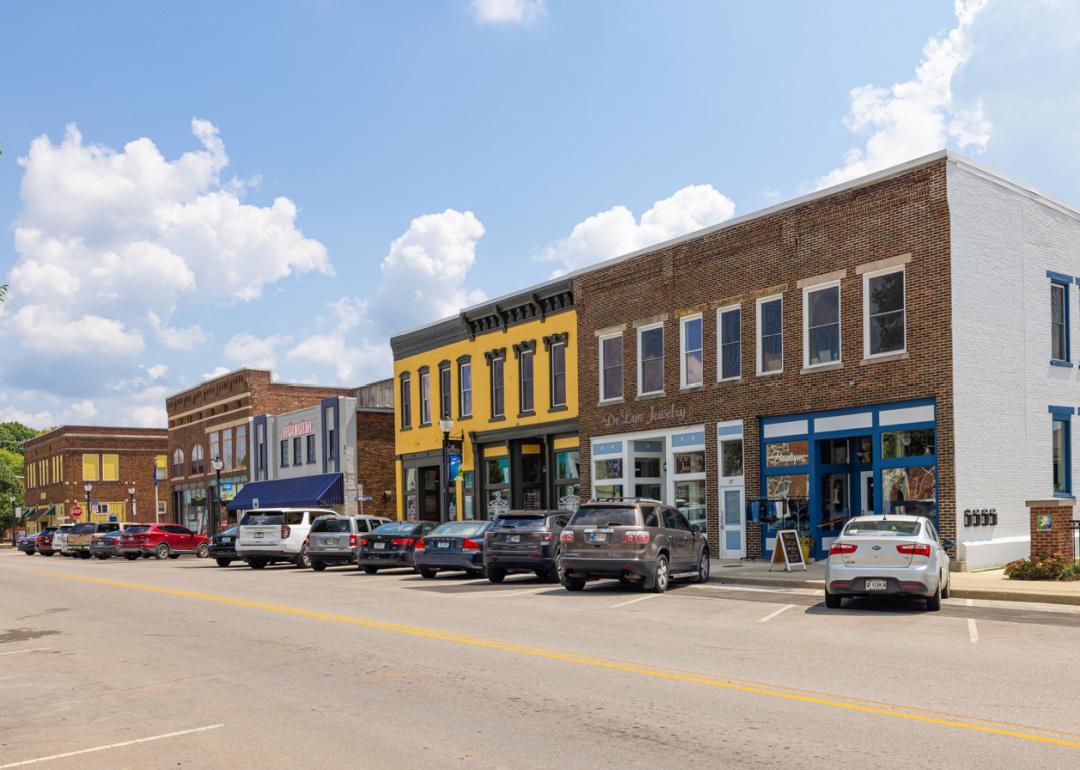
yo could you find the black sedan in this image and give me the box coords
[90,531,122,559]
[17,534,37,555]
[210,527,238,567]
[357,520,438,574]
[413,521,492,579]
[484,510,572,583]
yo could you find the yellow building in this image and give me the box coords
[391,278,579,521]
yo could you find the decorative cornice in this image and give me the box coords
[542,332,569,351]
[484,347,507,365]
[512,340,536,359]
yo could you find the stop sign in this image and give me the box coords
[70,505,82,519]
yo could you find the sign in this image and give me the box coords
[765,441,810,468]
[448,451,463,482]
[359,496,374,503]
[251,497,260,509]
[282,420,314,439]
[108,515,118,523]
[220,482,236,502]
[601,402,689,430]
[769,529,807,573]
[70,505,83,519]
[1037,513,1052,531]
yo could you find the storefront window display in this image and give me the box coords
[882,466,936,516]
[485,457,511,516]
[462,471,475,520]
[674,450,705,474]
[555,450,580,512]
[881,429,935,459]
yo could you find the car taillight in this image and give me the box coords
[829,542,857,555]
[560,530,574,544]
[281,525,291,539]
[415,538,426,550]
[623,530,650,544]
[462,538,481,551]
[359,537,369,546]
[897,543,932,558]
[531,530,554,541]
[349,534,358,548]
[391,538,415,547]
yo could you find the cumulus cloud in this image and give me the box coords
[539,184,736,275]
[129,405,168,428]
[65,400,98,420]
[6,305,144,356]
[814,0,991,189]
[471,0,544,24]
[202,366,231,381]
[147,311,212,351]
[224,332,293,370]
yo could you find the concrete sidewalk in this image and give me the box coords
[709,559,1080,606]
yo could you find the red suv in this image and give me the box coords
[117,524,210,560]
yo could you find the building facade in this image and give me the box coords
[21,426,169,532]
[392,280,579,522]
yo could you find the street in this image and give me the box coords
[2,551,1080,769]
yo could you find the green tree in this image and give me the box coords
[0,422,41,451]
[0,460,24,533]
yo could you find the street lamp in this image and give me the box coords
[9,494,15,549]
[128,484,136,523]
[439,419,454,522]
[83,481,92,525]
[210,456,224,540]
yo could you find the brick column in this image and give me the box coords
[1026,498,1075,560]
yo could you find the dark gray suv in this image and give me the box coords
[559,499,710,592]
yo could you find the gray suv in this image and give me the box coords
[559,499,710,593]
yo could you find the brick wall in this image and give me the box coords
[357,410,396,518]
[574,160,956,557]
[1028,501,1075,560]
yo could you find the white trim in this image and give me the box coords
[763,419,809,439]
[549,341,567,408]
[598,331,624,403]
[679,313,704,389]
[878,404,935,426]
[637,322,665,397]
[802,279,842,369]
[862,264,907,360]
[716,304,742,382]
[756,294,784,375]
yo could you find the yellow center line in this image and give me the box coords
[40,571,1080,750]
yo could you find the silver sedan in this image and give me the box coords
[824,515,951,611]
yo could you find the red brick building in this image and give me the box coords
[22,426,170,532]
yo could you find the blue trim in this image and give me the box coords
[633,440,663,453]
[1049,276,1071,364]
[1048,404,1075,417]
[1053,492,1075,499]
[672,430,706,448]
[1050,359,1074,367]
[593,440,623,456]
[716,423,742,437]
[1052,411,1072,496]
[1048,269,1073,284]
[321,397,340,474]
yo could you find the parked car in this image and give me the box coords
[52,525,75,556]
[17,533,38,555]
[357,520,438,573]
[210,527,238,567]
[824,515,951,611]
[484,510,572,583]
[117,524,210,560]
[236,508,334,569]
[67,522,123,559]
[90,530,123,559]
[34,527,58,556]
[307,515,393,571]
[413,521,493,579]
[559,499,710,593]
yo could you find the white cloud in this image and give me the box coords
[471,0,544,25]
[64,400,98,420]
[0,406,56,429]
[814,0,991,189]
[7,305,144,356]
[224,332,293,370]
[147,311,211,351]
[202,366,231,381]
[147,364,168,380]
[539,184,736,275]
[129,405,167,428]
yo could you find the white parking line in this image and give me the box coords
[611,595,657,609]
[462,588,548,599]
[0,648,51,657]
[0,724,225,768]
[692,583,822,597]
[758,604,794,623]
[966,598,979,643]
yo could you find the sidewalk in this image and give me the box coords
[709,559,1080,606]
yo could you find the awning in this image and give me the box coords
[27,505,54,522]
[23,507,38,521]
[226,473,344,512]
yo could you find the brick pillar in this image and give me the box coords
[1026,499,1075,560]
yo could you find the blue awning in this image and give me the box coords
[226,473,344,512]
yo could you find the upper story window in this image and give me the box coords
[490,354,505,418]
[680,315,703,388]
[1049,272,1071,365]
[717,305,741,381]
[190,444,205,475]
[757,295,783,375]
[102,454,119,482]
[172,448,185,477]
[292,436,302,466]
[222,429,233,470]
[599,333,624,402]
[418,367,431,426]
[82,453,99,482]
[209,431,220,467]
[280,439,289,468]
[458,359,472,418]
[638,323,664,396]
[804,282,841,367]
[519,348,535,414]
[236,424,247,465]
[400,374,412,430]
[306,434,316,464]
[864,267,905,358]
[439,362,452,420]
[549,338,567,408]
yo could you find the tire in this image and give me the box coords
[926,584,942,612]
[196,543,210,559]
[24,551,34,557]
[419,568,437,579]
[940,570,951,599]
[362,566,378,575]
[168,554,181,559]
[824,589,842,609]
[548,547,564,583]
[155,543,170,560]
[215,558,232,568]
[43,552,54,557]
[295,549,310,569]
[311,561,327,572]
[248,559,267,570]
[96,555,108,560]
[649,554,670,593]
[561,574,586,592]
[695,549,710,583]
[125,554,138,561]
[487,568,506,584]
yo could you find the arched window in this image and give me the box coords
[190,444,205,475]
[172,448,185,477]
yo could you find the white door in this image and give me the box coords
[719,486,744,559]
[860,471,874,515]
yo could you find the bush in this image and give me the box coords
[1005,554,1076,580]
[1059,561,1080,582]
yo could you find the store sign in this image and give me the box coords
[282,420,313,439]
[601,402,688,430]
[766,441,809,467]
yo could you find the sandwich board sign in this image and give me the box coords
[769,529,807,573]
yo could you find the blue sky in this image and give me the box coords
[2,0,1079,428]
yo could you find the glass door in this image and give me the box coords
[719,487,744,559]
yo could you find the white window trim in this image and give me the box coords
[862,265,907,360]
[550,341,567,408]
[756,294,784,375]
[519,349,534,414]
[419,371,431,425]
[459,361,472,418]
[490,356,505,418]
[637,321,665,397]
[716,304,741,382]
[802,279,842,369]
[599,331,624,403]
[679,313,704,390]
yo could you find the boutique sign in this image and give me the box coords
[766,440,809,467]
[601,402,688,430]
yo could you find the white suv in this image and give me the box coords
[236,508,335,569]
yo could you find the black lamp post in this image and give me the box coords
[210,456,224,540]
[83,481,92,525]
[439,418,454,522]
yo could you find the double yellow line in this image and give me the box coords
[41,571,1080,750]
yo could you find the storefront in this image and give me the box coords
[759,398,938,560]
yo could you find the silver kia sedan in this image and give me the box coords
[824,515,951,611]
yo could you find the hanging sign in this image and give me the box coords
[769,529,807,573]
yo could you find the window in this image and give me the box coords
[864,267,906,357]
[485,457,510,516]
[256,423,266,474]
[638,324,664,395]
[1051,277,1070,363]
[550,341,567,408]
[1053,411,1071,496]
[293,436,302,466]
[82,454,99,482]
[102,454,119,482]
[804,282,841,367]
[236,425,247,465]
[172,448,185,478]
[439,363,452,420]
[209,432,220,467]
[419,368,431,425]
[459,360,472,418]
[681,315,703,388]
[600,333,623,401]
[491,356,505,418]
[280,439,289,468]
[718,306,741,381]
[190,445,205,474]
[882,429,935,459]
[400,374,412,429]
[555,449,580,512]
[757,296,783,374]
[306,434,316,464]
[222,430,233,470]
[519,349,534,414]
[593,457,624,499]
[721,439,744,478]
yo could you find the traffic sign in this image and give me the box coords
[70,505,83,519]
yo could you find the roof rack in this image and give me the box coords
[586,497,664,505]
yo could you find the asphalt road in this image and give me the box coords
[3,550,1080,769]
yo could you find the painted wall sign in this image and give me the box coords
[282,420,313,439]
[601,402,688,430]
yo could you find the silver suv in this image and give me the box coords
[559,499,710,593]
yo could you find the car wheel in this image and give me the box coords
[168,554,181,559]
[362,566,378,575]
[155,543,170,560]
[549,546,564,583]
[649,554,670,593]
[311,561,327,572]
[196,543,210,559]
[824,589,842,609]
[215,558,232,568]
[125,554,138,561]
[419,568,437,579]
[80,552,92,559]
[940,570,951,599]
[96,555,108,560]
[24,551,34,557]
[295,549,310,569]
[926,584,942,612]
[561,574,586,592]
[248,559,266,570]
[488,568,506,584]
[43,552,54,557]
[695,549,710,583]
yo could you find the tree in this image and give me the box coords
[0,460,23,533]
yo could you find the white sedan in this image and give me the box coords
[824,515,951,611]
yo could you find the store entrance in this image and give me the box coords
[419,466,441,522]
[814,436,872,556]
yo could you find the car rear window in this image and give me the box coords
[241,512,285,526]
[843,520,922,536]
[312,518,351,533]
[492,515,545,529]
[569,507,638,527]
[429,522,487,538]
[125,525,150,534]
[72,524,96,534]
[372,522,417,536]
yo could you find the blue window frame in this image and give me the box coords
[1050,405,1073,497]
[1048,271,1071,366]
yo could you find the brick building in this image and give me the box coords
[22,426,169,532]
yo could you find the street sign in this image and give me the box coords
[108,515,118,523]
[252,498,260,509]
[359,496,374,503]
[70,505,83,519]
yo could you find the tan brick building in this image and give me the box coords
[22,426,169,532]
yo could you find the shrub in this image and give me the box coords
[1059,561,1080,582]
[1005,554,1069,580]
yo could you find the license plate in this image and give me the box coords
[437,541,450,549]
[326,538,337,546]
[508,534,521,543]
[866,579,887,592]
[222,537,232,544]
[254,532,264,539]
[374,542,386,550]
[587,533,608,544]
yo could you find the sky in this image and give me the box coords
[2,0,1079,430]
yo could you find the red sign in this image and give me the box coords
[70,505,83,519]
[282,420,313,439]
